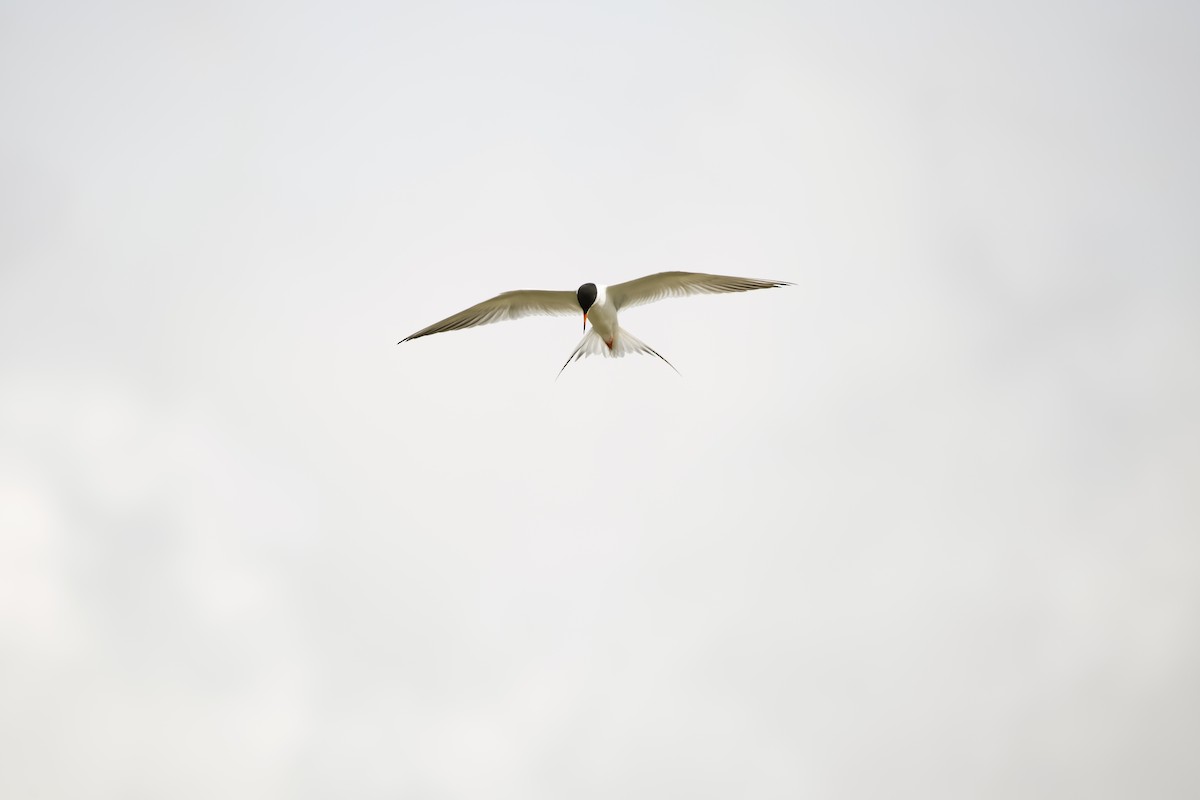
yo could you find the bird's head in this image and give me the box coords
[576,283,597,330]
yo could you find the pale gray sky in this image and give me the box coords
[2,1,1198,798]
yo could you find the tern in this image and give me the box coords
[398,271,791,376]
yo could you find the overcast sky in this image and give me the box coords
[2,1,1198,798]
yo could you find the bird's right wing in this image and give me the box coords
[399,289,578,343]
[607,271,791,311]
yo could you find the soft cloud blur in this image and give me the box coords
[1,1,1197,798]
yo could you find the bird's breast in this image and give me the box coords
[587,299,618,340]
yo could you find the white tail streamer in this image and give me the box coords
[557,327,680,379]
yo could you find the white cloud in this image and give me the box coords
[1,1,1198,797]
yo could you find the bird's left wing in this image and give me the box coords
[399,289,578,343]
[606,271,791,311]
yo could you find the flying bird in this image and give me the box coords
[398,271,791,376]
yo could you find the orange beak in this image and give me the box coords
[583,311,588,331]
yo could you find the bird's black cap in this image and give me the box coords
[576,283,597,313]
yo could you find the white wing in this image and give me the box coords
[400,289,578,343]
[607,271,791,311]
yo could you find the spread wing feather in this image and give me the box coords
[399,289,578,343]
[607,271,791,311]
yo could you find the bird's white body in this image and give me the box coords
[584,284,617,347]
[398,270,791,376]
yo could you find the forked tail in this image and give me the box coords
[557,327,680,379]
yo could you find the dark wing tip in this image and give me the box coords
[745,279,792,289]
